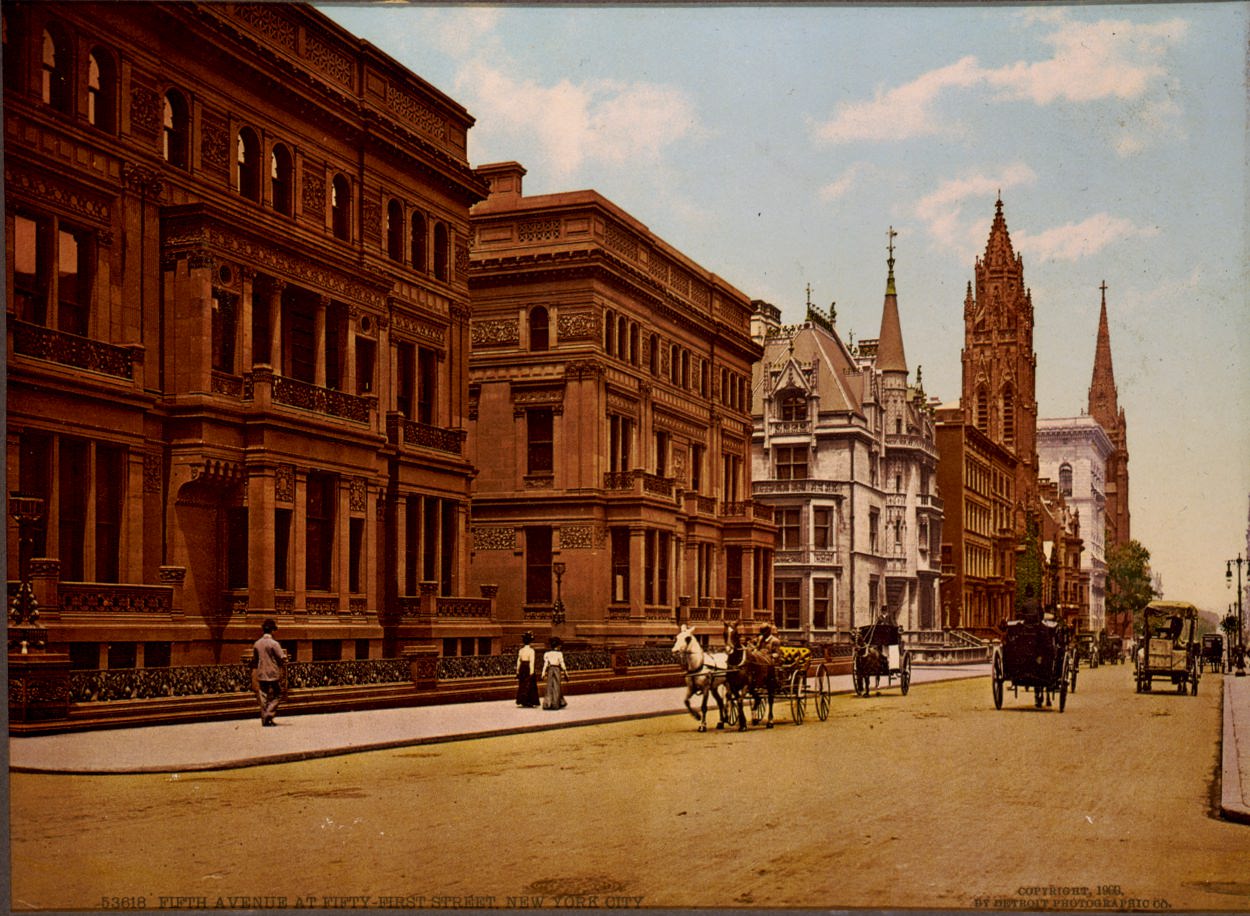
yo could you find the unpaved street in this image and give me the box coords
[10,665,1250,911]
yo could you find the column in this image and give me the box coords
[268,280,285,371]
[248,469,275,614]
[314,295,328,388]
[742,546,756,620]
[629,526,646,619]
[394,495,409,599]
[240,269,255,368]
[293,471,307,609]
[336,475,350,610]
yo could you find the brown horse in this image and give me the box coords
[723,622,776,729]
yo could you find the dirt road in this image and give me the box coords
[10,665,1249,911]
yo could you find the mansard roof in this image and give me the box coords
[757,319,864,418]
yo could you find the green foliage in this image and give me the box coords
[1106,539,1159,635]
[1015,511,1044,612]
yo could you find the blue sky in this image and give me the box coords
[319,2,1249,616]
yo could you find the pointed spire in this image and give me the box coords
[1088,280,1119,429]
[877,225,908,374]
[983,195,1016,270]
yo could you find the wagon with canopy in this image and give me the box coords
[1135,601,1200,695]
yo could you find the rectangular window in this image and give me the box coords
[13,214,49,325]
[775,445,807,480]
[813,579,832,629]
[690,444,704,493]
[417,346,437,425]
[869,510,880,553]
[813,506,834,550]
[404,495,420,595]
[644,530,656,606]
[59,438,89,580]
[70,643,99,670]
[355,337,375,395]
[442,637,458,657]
[777,508,800,550]
[19,431,53,562]
[725,546,743,601]
[107,643,137,670]
[525,526,553,604]
[312,640,342,661]
[423,497,439,583]
[274,508,292,591]
[349,517,364,594]
[211,291,238,373]
[610,527,630,602]
[56,225,90,336]
[287,298,317,384]
[655,431,669,477]
[305,473,336,591]
[527,408,554,474]
[869,575,880,619]
[722,453,741,502]
[776,580,801,630]
[396,342,415,418]
[226,506,249,590]
[356,639,371,660]
[657,531,670,606]
[440,498,456,596]
[144,642,172,668]
[608,414,632,473]
[325,302,345,391]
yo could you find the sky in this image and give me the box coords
[318,2,1250,618]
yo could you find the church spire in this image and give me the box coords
[1088,280,1119,430]
[876,226,907,374]
[982,194,1017,271]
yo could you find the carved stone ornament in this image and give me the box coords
[473,527,517,551]
[274,464,295,503]
[558,311,601,341]
[201,112,230,173]
[385,83,448,142]
[302,170,327,216]
[471,319,520,347]
[144,452,163,494]
[558,525,606,550]
[6,165,112,223]
[349,477,367,513]
[130,84,162,139]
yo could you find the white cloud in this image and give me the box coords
[427,7,504,60]
[1013,213,1159,262]
[819,162,874,201]
[812,57,983,143]
[914,164,1037,250]
[812,11,1188,155]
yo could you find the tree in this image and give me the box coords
[1106,539,1159,638]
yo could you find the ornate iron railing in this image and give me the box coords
[11,320,134,379]
[628,646,681,667]
[211,371,244,397]
[436,597,492,618]
[401,418,465,455]
[71,664,252,702]
[271,375,370,423]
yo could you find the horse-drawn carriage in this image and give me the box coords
[1200,633,1225,674]
[990,607,1071,711]
[849,622,912,696]
[671,624,832,731]
[1135,601,1200,694]
[1074,631,1100,669]
[1099,632,1124,666]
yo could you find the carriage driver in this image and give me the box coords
[753,624,783,665]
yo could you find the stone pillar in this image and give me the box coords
[8,652,72,725]
[404,645,439,690]
[314,296,328,388]
[158,565,187,618]
[629,526,646,620]
[240,268,255,369]
[248,469,275,615]
[610,644,630,676]
[268,280,285,371]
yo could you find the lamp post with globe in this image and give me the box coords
[1227,554,1246,677]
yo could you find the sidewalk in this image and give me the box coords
[1221,672,1250,824]
[9,664,987,774]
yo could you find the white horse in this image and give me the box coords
[671,625,729,732]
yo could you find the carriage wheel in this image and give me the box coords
[725,693,740,727]
[991,649,1004,710]
[900,652,912,696]
[790,669,806,724]
[852,652,866,697]
[814,664,832,721]
[1058,654,1069,713]
[752,691,765,725]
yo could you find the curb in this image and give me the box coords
[1220,675,1250,824]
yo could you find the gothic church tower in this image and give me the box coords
[960,197,1039,525]
[1088,282,1131,549]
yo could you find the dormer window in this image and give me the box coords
[779,392,806,422]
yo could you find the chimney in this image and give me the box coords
[475,161,526,202]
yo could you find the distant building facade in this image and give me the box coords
[466,162,775,647]
[5,2,491,668]
[750,243,943,640]
[1038,478,1090,630]
[1037,416,1112,631]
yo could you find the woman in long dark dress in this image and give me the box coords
[541,637,567,710]
[515,632,539,707]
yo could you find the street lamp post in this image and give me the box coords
[551,560,566,627]
[1227,554,1246,677]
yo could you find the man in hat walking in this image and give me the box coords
[252,618,288,726]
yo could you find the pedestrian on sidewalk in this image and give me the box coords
[516,631,540,708]
[541,637,568,710]
[251,618,288,727]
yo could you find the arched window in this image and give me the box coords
[975,385,989,434]
[164,90,190,169]
[410,212,426,271]
[1002,385,1015,447]
[1059,462,1073,498]
[647,334,658,375]
[529,306,549,352]
[386,199,403,260]
[87,48,116,132]
[331,174,351,240]
[271,144,293,216]
[41,26,69,112]
[432,222,449,281]
[680,350,690,389]
[629,323,639,366]
[604,309,615,354]
[616,316,627,360]
[236,127,261,200]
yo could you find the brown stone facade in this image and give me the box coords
[466,162,776,647]
[5,2,491,669]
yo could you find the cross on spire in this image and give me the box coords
[887,226,897,260]
[806,282,812,308]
